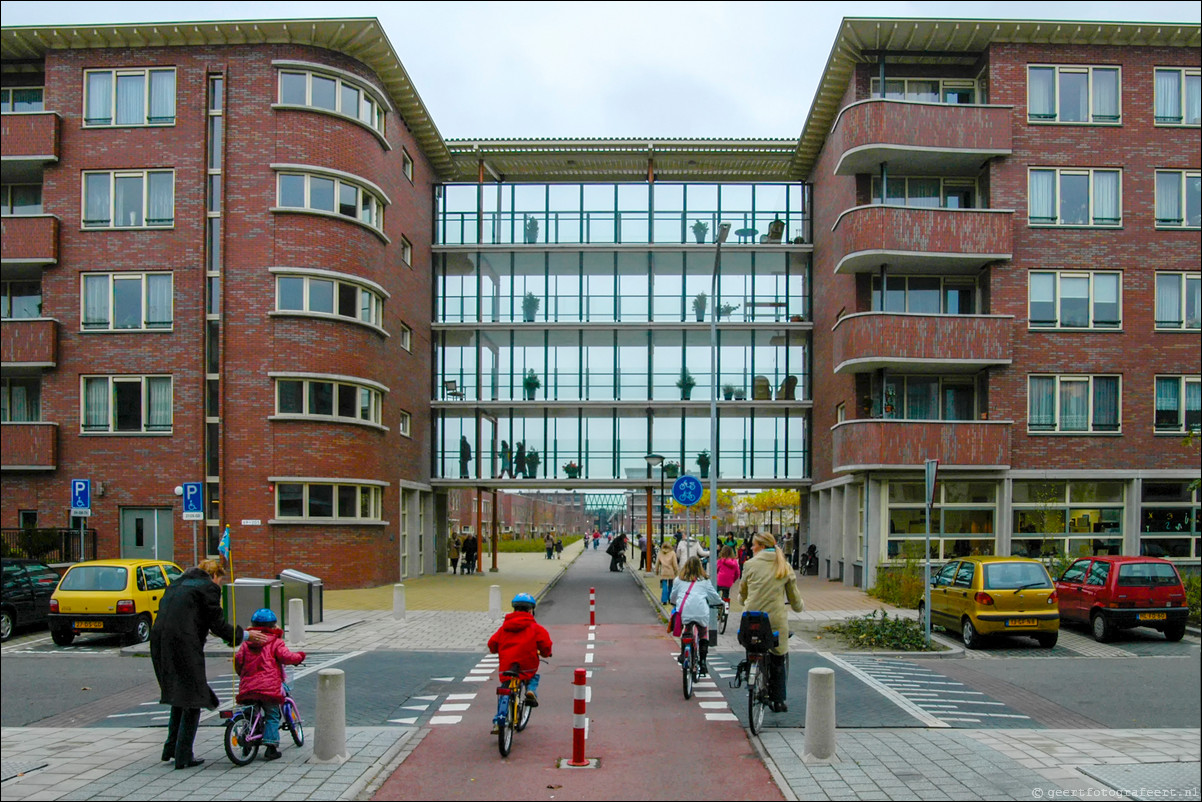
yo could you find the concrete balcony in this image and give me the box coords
[832,205,1012,274]
[831,100,1012,176]
[0,215,59,266]
[1,423,57,471]
[832,312,1013,374]
[0,112,59,173]
[832,419,1011,472]
[1,318,57,367]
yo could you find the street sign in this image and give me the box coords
[181,481,204,520]
[70,479,91,517]
[924,459,939,506]
[672,474,703,507]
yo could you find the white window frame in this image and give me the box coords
[398,322,412,352]
[1,86,45,113]
[1,278,42,319]
[1027,374,1122,435]
[273,481,384,522]
[81,374,173,434]
[272,375,385,427]
[1154,272,1202,330]
[399,410,411,438]
[1,376,42,422]
[82,169,175,229]
[1027,167,1122,227]
[83,68,176,127]
[1027,270,1122,330]
[1154,375,1201,434]
[1,183,43,215]
[869,77,979,104]
[402,149,414,182]
[275,66,387,138]
[273,272,386,331]
[401,236,413,266]
[1153,67,1201,127]
[1026,65,1122,124]
[81,272,173,332]
[1154,170,1201,229]
[274,170,386,237]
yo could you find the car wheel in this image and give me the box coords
[1035,632,1058,649]
[127,614,152,645]
[1090,611,1112,643]
[0,609,14,642]
[961,617,981,650]
[1163,623,1186,643]
[51,628,75,646]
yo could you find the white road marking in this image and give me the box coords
[820,652,949,728]
[429,715,462,725]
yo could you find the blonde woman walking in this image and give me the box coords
[655,543,678,605]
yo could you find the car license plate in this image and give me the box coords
[1005,618,1036,627]
[1138,612,1167,621]
[75,621,104,629]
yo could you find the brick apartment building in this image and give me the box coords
[2,17,1198,589]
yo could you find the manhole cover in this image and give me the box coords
[1,760,49,782]
[1079,762,1201,801]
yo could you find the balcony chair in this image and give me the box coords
[443,380,465,400]
[752,376,772,400]
[776,375,798,401]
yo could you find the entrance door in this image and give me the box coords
[120,508,174,562]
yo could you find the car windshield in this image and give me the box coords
[59,566,128,592]
[983,562,1051,590]
[1117,563,1180,586]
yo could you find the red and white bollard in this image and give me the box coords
[569,668,589,766]
[589,587,596,626]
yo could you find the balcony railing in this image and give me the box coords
[832,312,1012,373]
[832,205,1012,274]
[1,318,57,366]
[830,100,1012,176]
[1,422,58,471]
[0,215,59,266]
[0,112,60,164]
[832,419,1010,472]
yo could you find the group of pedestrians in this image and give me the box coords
[543,532,564,560]
[449,532,479,574]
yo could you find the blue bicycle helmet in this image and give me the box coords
[250,608,278,626]
[511,592,537,611]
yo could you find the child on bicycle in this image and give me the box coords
[715,545,741,603]
[487,593,552,734]
[234,608,306,761]
[670,557,722,675]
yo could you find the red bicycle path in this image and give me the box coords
[372,622,784,801]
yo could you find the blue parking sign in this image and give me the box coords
[672,474,703,507]
[70,479,91,515]
[182,482,204,520]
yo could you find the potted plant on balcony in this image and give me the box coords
[525,449,540,478]
[523,214,540,244]
[733,388,746,401]
[562,461,581,479]
[718,302,739,320]
[522,291,540,322]
[693,292,707,322]
[523,369,541,400]
[696,450,710,479]
[676,368,696,400]
[691,219,709,244]
[722,383,735,401]
[664,461,680,479]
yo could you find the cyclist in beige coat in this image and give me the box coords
[738,532,804,711]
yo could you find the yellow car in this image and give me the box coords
[48,559,183,646]
[919,556,1059,649]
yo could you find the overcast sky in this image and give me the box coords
[2,1,1199,139]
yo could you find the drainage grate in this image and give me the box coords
[1080,762,1201,802]
[1,760,49,782]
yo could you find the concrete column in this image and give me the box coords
[287,597,306,646]
[489,584,502,620]
[393,583,406,621]
[312,669,348,764]
[803,667,837,762]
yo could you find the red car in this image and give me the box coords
[1054,556,1189,643]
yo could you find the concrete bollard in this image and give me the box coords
[287,597,306,646]
[393,583,406,621]
[803,667,838,762]
[489,584,502,620]
[312,669,348,764]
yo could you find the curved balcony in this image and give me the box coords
[832,312,1012,374]
[831,100,1012,176]
[1,215,59,266]
[832,205,1012,274]
[832,419,1011,473]
[1,318,57,367]
[1,423,57,471]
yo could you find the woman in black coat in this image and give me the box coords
[150,559,244,769]
[608,533,627,571]
[461,534,478,574]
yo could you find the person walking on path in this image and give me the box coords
[497,440,513,479]
[554,536,564,560]
[607,532,627,572]
[655,543,678,605]
[449,534,460,574]
[676,533,710,567]
[461,533,477,574]
[150,558,246,769]
[544,532,555,560]
[738,532,804,712]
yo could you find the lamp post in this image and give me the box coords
[645,453,664,571]
[709,222,731,563]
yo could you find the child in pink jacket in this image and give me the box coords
[234,608,305,761]
[715,546,741,601]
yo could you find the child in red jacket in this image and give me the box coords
[234,608,305,761]
[487,592,552,734]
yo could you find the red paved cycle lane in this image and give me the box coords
[372,623,783,801]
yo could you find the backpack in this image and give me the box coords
[737,610,777,653]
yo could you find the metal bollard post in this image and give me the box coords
[312,668,348,763]
[287,597,306,646]
[393,583,405,621]
[489,584,502,620]
[569,668,589,766]
[589,586,596,626]
[803,666,838,762]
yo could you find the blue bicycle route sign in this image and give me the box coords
[672,474,704,507]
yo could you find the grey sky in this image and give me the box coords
[2,1,1199,139]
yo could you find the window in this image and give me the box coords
[276,68,386,135]
[83,170,174,228]
[81,272,172,331]
[880,375,978,421]
[1028,271,1121,329]
[1012,480,1125,559]
[1,280,42,319]
[886,480,997,561]
[399,410,411,437]
[1154,273,1201,330]
[275,482,383,521]
[400,236,412,266]
[870,77,978,104]
[1154,68,1201,126]
[81,375,172,433]
[871,275,978,315]
[1027,65,1121,123]
[402,149,414,181]
[1155,171,1201,228]
[275,171,385,233]
[84,68,176,126]
[1028,168,1121,227]
[274,377,383,426]
[1028,375,1121,433]
[1,377,41,422]
[1140,481,1199,559]
[870,177,977,209]
[1155,376,1201,433]
[398,322,412,352]
[1,184,42,215]
[275,274,384,328]
[0,87,44,113]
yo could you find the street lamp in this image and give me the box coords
[709,222,731,560]
[645,453,664,571]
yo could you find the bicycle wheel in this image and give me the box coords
[284,700,304,747]
[515,687,533,732]
[224,715,260,766]
[718,606,728,635]
[681,641,694,700]
[497,695,516,757]
[748,659,767,735]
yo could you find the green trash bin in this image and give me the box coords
[222,578,285,630]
